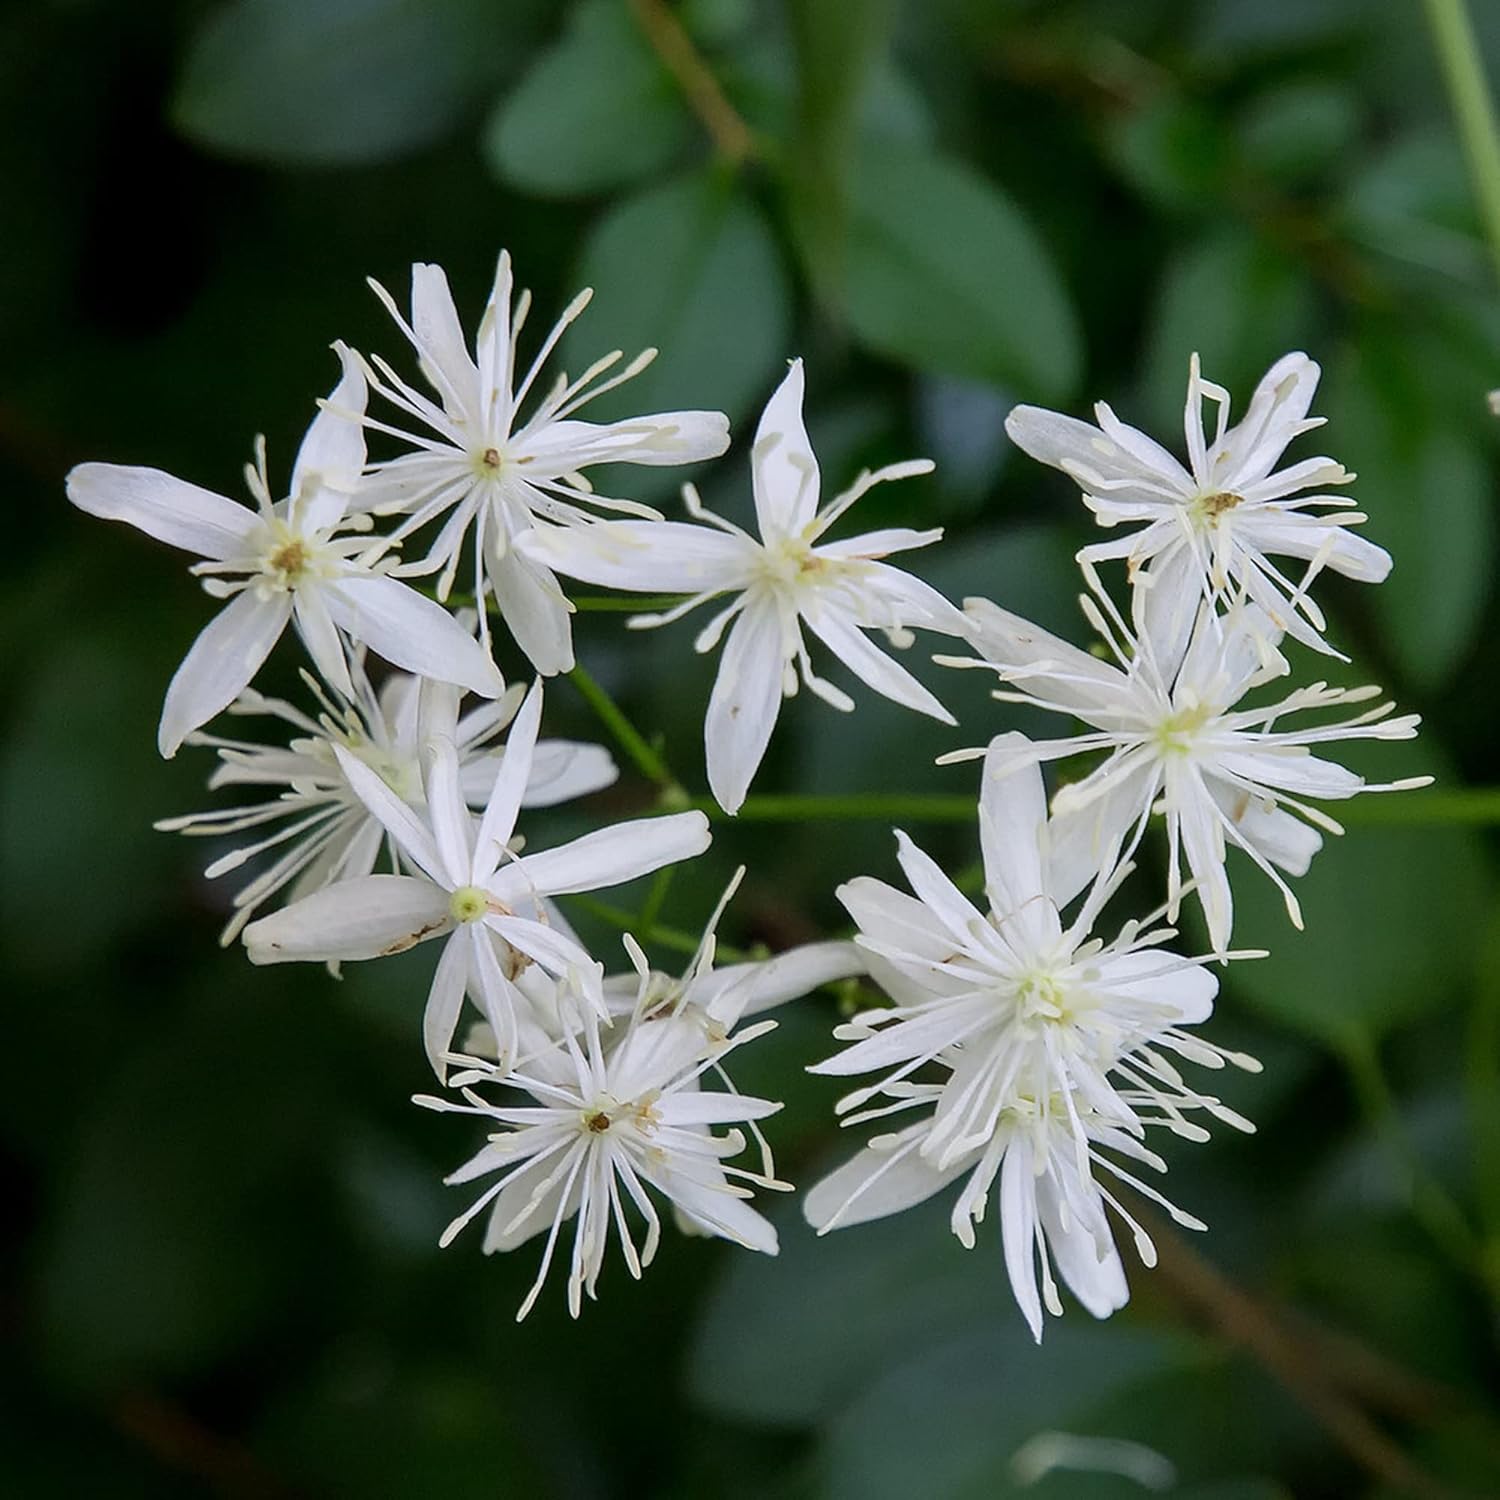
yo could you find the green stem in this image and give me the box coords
[636,866,676,941]
[1340,1029,1482,1278]
[1424,0,1500,287]
[1335,788,1500,826]
[572,594,689,614]
[720,793,976,823]
[568,895,748,963]
[567,663,684,799]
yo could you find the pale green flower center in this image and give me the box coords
[1154,702,1214,755]
[1016,971,1069,1022]
[449,885,490,923]
[473,445,506,479]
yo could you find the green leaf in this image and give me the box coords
[1237,82,1360,185]
[1224,796,1490,1046]
[1142,231,1313,431]
[845,143,1081,400]
[1110,95,1234,213]
[819,1324,1182,1500]
[1329,329,1495,690]
[482,0,695,197]
[172,0,503,166]
[564,170,790,425]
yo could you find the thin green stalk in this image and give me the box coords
[1335,787,1500,826]
[572,594,689,614]
[719,792,977,823]
[567,662,684,800]
[636,866,677,942]
[568,895,748,963]
[1424,0,1500,287]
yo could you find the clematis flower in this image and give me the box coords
[943,589,1431,951]
[521,360,972,814]
[1006,352,1391,660]
[805,737,1256,1340]
[356,252,731,674]
[243,681,711,1075]
[158,653,616,943]
[417,955,785,1319]
[66,345,502,756]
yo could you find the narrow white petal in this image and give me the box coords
[519,519,748,594]
[485,542,576,677]
[471,680,542,883]
[159,592,291,757]
[751,359,820,537]
[291,342,368,501]
[66,463,259,562]
[333,742,446,881]
[324,574,504,697]
[423,930,471,1078]
[243,874,451,963]
[803,606,955,723]
[705,601,786,816]
[804,1136,970,1231]
[291,586,354,700]
[511,811,711,897]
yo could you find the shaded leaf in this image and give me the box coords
[482,0,694,197]
[846,143,1081,400]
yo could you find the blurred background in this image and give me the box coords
[4,0,1500,1495]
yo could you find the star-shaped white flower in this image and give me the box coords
[1007,352,1391,660]
[944,588,1430,951]
[417,964,785,1320]
[66,345,502,756]
[522,359,972,813]
[158,653,617,944]
[804,738,1256,1340]
[357,253,731,674]
[242,681,711,1075]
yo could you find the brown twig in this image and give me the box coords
[1144,1217,1460,1500]
[112,1390,298,1500]
[627,0,757,164]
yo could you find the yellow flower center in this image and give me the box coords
[448,885,490,924]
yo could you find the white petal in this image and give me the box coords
[1005,404,1190,501]
[291,342,368,503]
[519,519,748,594]
[159,592,291,757]
[485,542,576,677]
[1092,948,1217,1027]
[332,742,446,881]
[67,463,258,562]
[979,737,1062,951]
[838,877,957,964]
[1000,1140,1044,1341]
[963,597,1128,719]
[411,261,481,422]
[1207,777,1322,875]
[508,811,711,896]
[804,1133,971,1231]
[519,740,618,806]
[483,1148,584,1254]
[705,601,787,815]
[324,574,504,696]
[1131,541,1204,677]
[243,874,451,963]
[471,680,542,883]
[658,1169,779,1253]
[423,929,471,1077]
[515,411,730,473]
[1037,1181,1130,1320]
[695,940,864,1024]
[1241,517,1392,584]
[291,587,354,700]
[751,359,820,538]
[803,606,955,723]
[423,736,475,888]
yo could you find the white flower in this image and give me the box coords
[1006,352,1391,660]
[416,970,784,1321]
[804,737,1256,1340]
[944,589,1430,952]
[66,345,503,757]
[242,681,711,1075]
[521,359,972,814]
[157,654,617,944]
[357,253,731,675]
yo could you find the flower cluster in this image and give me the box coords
[68,252,1425,1334]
